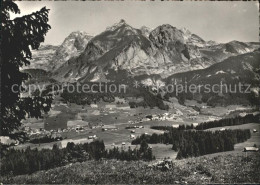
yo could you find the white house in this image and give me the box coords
[130,134,136,139]
[90,104,98,108]
[244,147,259,152]
[172,124,179,128]
[176,110,183,116]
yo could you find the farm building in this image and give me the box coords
[239,112,247,117]
[90,104,98,108]
[243,147,259,152]
[0,136,16,145]
[88,135,97,139]
[130,134,136,139]
[102,125,117,131]
[188,111,199,116]
[176,110,183,116]
[105,105,116,109]
[142,118,150,122]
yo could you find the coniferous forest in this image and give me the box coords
[151,113,259,131]
[195,113,259,130]
[1,140,154,176]
[132,129,251,159]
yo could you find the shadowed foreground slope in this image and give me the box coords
[1,152,259,184]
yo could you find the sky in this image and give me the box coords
[11,1,259,45]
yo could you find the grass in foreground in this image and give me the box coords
[1,152,259,184]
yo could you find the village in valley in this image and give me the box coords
[2,93,259,160]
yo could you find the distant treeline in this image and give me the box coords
[151,113,259,131]
[59,83,170,110]
[196,113,259,130]
[1,140,154,176]
[29,135,63,144]
[61,91,115,105]
[132,129,251,159]
[150,125,195,131]
[128,92,169,110]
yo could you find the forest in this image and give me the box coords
[151,113,259,131]
[195,113,259,130]
[132,129,251,159]
[1,140,154,176]
[29,135,63,144]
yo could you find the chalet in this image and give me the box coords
[167,114,176,121]
[130,134,136,139]
[142,118,150,122]
[102,125,117,131]
[105,104,116,109]
[146,115,153,120]
[90,104,98,108]
[152,115,160,120]
[88,135,97,139]
[244,147,259,152]
[23,126,31,132]
[163,112,169,116]
[188,111,199,116]
[0,136,16,145]
[189,116,197,120]
[75,125,84,132]
[176,110,183,116]
[239,112,247,117]
[88,136,93,139]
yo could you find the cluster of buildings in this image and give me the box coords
[145,111,184,122]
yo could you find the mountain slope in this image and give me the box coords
[52,21,212,83]
[165,49,260,105]
[50,31,93,71]
[51,20,259,84]
[199,41,258,63]
[22,45,59,71]
[167,49,260,85]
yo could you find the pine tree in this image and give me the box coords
[1,0,52,144]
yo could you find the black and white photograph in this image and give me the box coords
[1,0,260,184]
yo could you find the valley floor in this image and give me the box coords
[15,96,257,160]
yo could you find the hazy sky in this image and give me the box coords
[11,1,259,45]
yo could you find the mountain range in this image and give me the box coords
[25,19,259,88]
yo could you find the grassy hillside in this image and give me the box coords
[1,152,259,184]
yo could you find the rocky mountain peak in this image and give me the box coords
[140,26,151,37]
[50,31,93,71]
[149,24,186,48]
[180,27,192,37]
[119,19,126,24]
[25,20,258,85]
[105,19,129,32]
